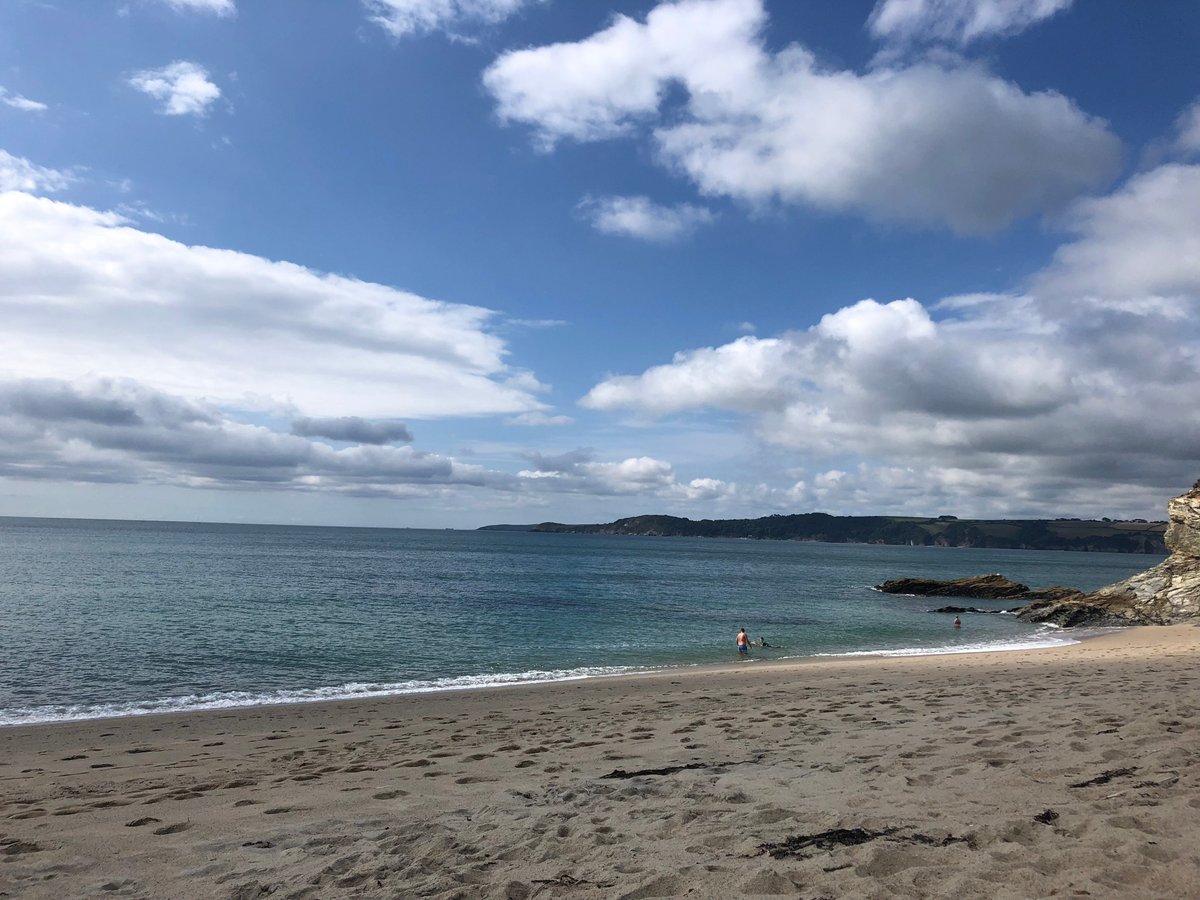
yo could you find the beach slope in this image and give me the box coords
[2,627,1198,898]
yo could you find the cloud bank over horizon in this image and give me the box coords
[582,158,1200,518]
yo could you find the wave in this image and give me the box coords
[0,665,652,727]
[813,628,1080,659]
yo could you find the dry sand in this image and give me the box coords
[2,626,1199,899]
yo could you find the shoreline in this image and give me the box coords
[4,625,1199,897]
[1,623,1103,730]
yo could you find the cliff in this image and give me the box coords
[1017,480,1200,626]
[525,513,1166,553]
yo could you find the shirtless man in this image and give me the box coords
[736,627,751,658]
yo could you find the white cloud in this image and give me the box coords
[0,376,494,495]
[155,0,235,14]
[0,374,752,508]
[867,0,1074,47]
[128,61,221,117]
[0,87,48,112]
[484,0,1118,233]
[365,0,542,38]
[1033,164,1200,308]
[585,335,798,417]
[582,161,1200,516]
[0,190,546,420]
[518,451,679,495]
[577,194,715,241]
[1174,98,1200,156]
[0,150,73,193]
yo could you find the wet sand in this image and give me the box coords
[2,626,1199,898]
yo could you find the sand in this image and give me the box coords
[2,627,1199,899]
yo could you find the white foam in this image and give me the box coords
[814,630,1079,659]
[0,665,651,727]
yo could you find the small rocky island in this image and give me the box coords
[877,480,1200,627]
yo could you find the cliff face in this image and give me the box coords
[1018,480,1200,626]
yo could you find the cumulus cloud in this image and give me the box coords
[290,416,414,445]
[582,161,1200,517]
[577,195,715,241]
[1033,164,1200,308]
[484,0,1118,233]
[518,449,680,495]
[867,0,1074,47]
[0,88,48,112]
[364,0,543,38]
[0,150,73,193]
[154,0,236,15]
[513,448,745,501]
[0,190,544,420]
[128,61,221,116]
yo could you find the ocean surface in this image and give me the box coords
[0,516,1163,726]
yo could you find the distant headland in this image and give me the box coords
[479,512,1167,554]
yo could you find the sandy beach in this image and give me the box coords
[2,627,1198,899]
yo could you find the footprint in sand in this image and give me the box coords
[99,878,140,892]
[153,822,192,835]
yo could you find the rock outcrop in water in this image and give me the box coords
[878,480,1200,627]
[876,574,1081,603]
[1017,480,1200,626]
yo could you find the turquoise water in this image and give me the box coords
[0,516,1161,725]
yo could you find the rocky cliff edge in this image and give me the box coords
[1018,480,1200,626]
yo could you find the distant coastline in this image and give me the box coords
[480,512,1167,553]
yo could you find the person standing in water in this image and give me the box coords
[953,615,962,628]
[736,627,751,658]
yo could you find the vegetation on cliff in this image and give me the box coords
[507,513,1166,553]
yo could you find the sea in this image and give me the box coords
[0,516,1164,727]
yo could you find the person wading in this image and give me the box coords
[736,627,751,659]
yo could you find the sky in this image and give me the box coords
[0,0,1198,528]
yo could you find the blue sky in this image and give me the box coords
[1,0,1198,527]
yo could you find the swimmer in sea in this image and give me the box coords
[953,615,962,628]
[736,627,751,658]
